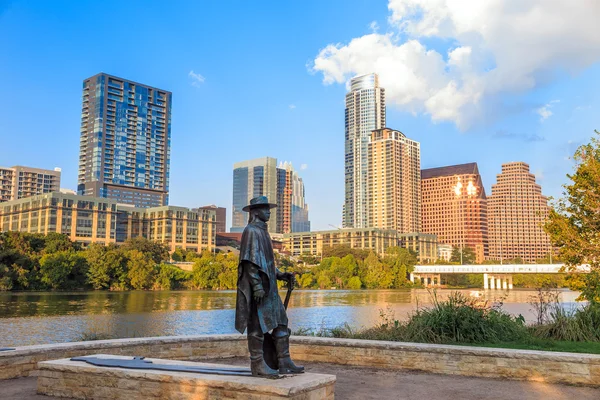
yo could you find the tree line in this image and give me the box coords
[0,232,421,291]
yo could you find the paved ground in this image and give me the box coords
[3,359,600,400]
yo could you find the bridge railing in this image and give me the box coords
[412,264,572,274]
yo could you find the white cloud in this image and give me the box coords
[289,104,297,110]
[311,0,600,129]
[536,99,559,122]
[369,21,380,32]
[300,164,308,170]
[188,70,205,87]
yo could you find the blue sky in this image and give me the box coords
[1,0,599,231]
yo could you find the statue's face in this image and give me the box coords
[254,206,271,222]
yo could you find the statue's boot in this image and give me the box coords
[274,334,304,374]
[248,335,279,377]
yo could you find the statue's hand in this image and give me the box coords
[253,288,266,303]
[282,272,296,288]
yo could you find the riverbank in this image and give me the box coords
[295,292,600,355]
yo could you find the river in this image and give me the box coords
[0,289,582,347]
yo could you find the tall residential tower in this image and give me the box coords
[78,73,171,208]
[367,128,421,233]
[344,74,385,228]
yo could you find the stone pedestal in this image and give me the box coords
[37,354,335,400]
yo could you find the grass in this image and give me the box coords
[294,290,600,355]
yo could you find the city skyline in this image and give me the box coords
[1,1,599,231]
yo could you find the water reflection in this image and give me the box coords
[0,289,582,347]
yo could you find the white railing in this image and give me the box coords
[413,264,589,274]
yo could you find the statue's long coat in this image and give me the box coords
[235,221,288,334]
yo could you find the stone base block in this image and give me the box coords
[37,354,335,400]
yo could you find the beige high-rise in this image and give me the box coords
[368,128,420,233]
[0,166,61,202]
[488,162,552,263]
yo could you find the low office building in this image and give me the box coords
[282,228,437,263]
[0,192,215,252]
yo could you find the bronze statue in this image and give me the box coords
[235,196,304,377]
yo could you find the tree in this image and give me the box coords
[321,245,370,261]
[383,247,418,287]
[449,246,476,265]
[363,252,394,289]
[39,250,89,290]
[126,250,157,290]
[316,274,332,289]
[347,276,362,290]
[85,244,129,290]
[298,273,315,288]
[154,263,191,290]
[43,232,80,254]
[121,237,169,264]
[191,254,220,289]
[545,130,600,302]
[171,248,185,262]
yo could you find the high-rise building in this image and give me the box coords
[368,128,421,233]
[277,162,310,234]
[231,157,278,232]
[488,162,552,263]
[231,157,310,234]
[344,73,386,228]
[197,205,226,233]
[78,73,171,208]
[421,163,489,263]
[0,166,61,202]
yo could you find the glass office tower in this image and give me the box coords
[78,73,171,207]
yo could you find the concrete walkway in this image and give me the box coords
[3,359,600,400]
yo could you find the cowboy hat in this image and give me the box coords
[242,196,278,212]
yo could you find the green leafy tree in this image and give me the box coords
[85,244,129,290]
[363,252,393,289]
[43,232,80,254]
[171,248,185,262]
[316,274,332,289]
[383,247,418,287]
[299,273,315,288]
[39,250,89,290]
[191,254,220,289]
[126,250,157,290]
[121,237,169,264]
[545,131,600,302]
[347,276,362,290]
[154,263,191,290]
[321,245,370,261]
[449,246,476,265]
[217,253,238,289]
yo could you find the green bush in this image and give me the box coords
[531,303,600,342]
[402,292,527,343]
